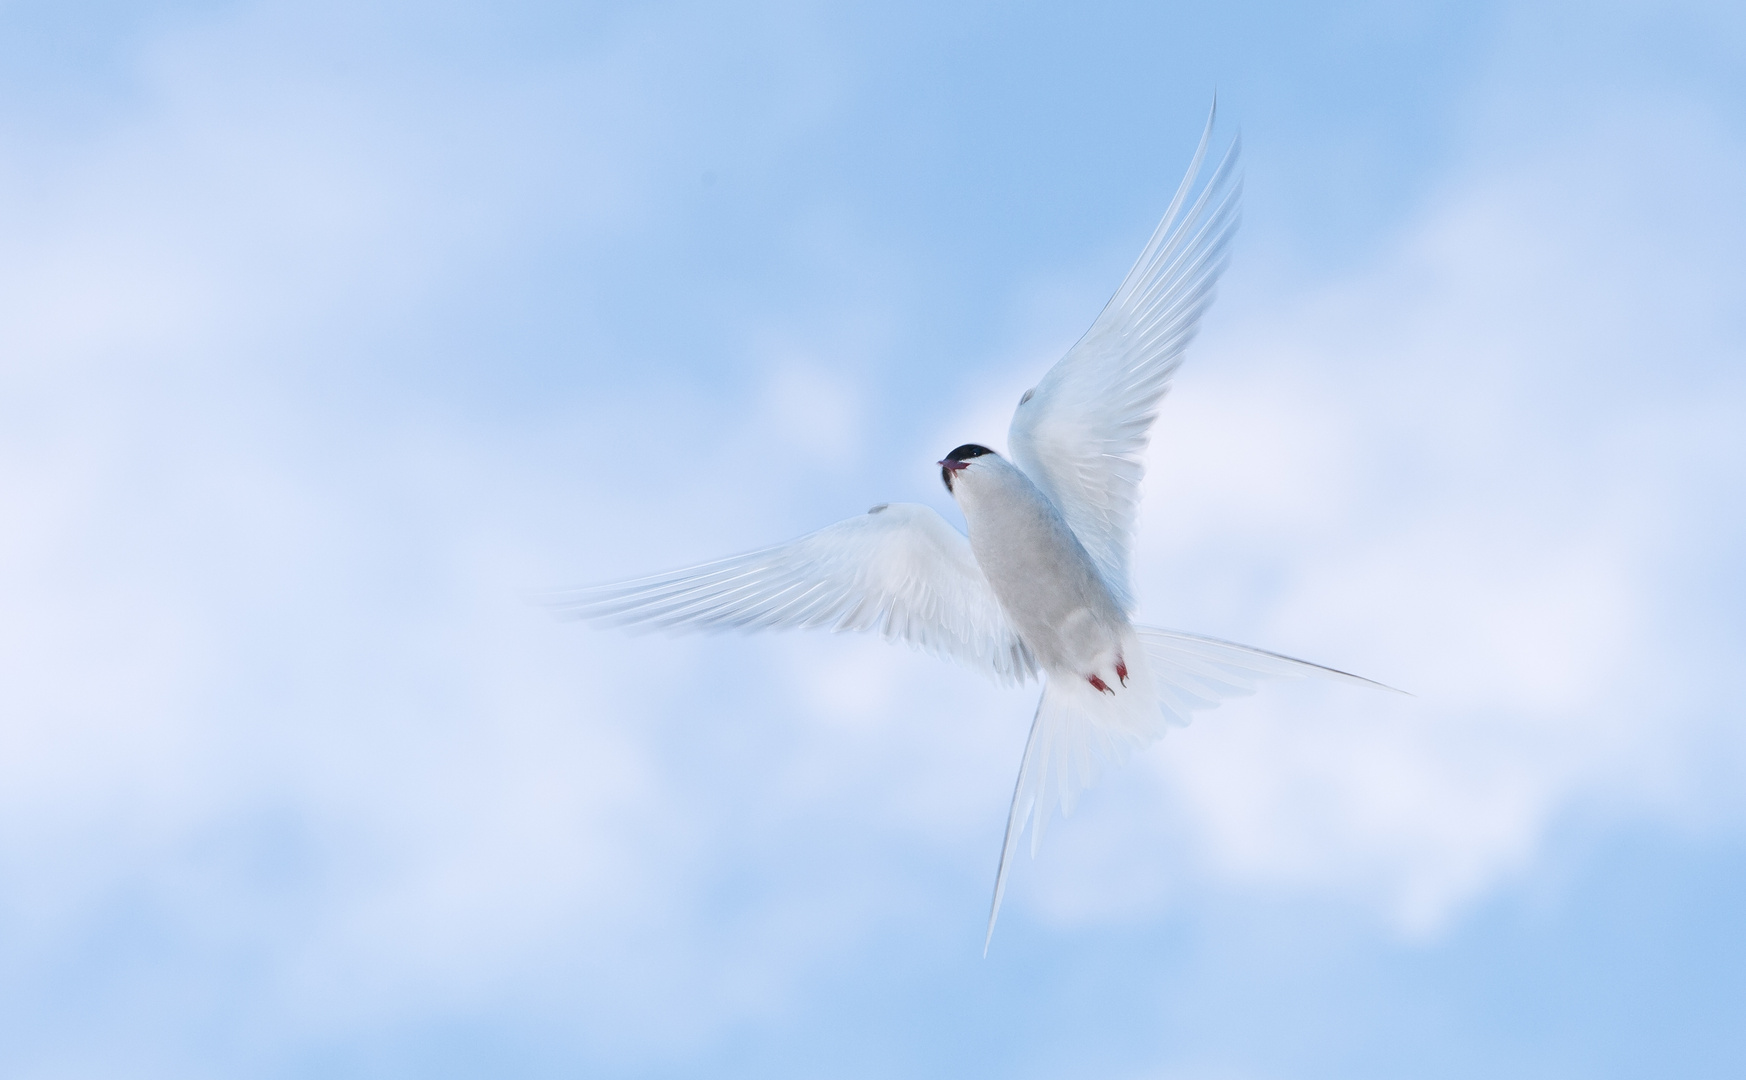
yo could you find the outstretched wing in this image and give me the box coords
[1007,105,1242,612]
[983,626,1402,952]
[550,502,1037,685]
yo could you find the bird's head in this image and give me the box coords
[939,443,996,494]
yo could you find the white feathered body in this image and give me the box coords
[949,453,1173,875]
[951,455,1125,680]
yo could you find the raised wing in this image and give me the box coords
[550,502,1037,685]
[1008,106,1241,612]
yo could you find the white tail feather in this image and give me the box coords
[985,629,1164,954]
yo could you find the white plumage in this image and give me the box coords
[553,104,1397,951]
[566,501,1037,685]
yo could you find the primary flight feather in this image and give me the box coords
[554,104,1397,951]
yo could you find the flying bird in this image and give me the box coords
[554,106,1397,951]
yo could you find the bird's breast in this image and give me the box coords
[957,469,1127,675]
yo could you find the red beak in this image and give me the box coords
[938,459,969,472]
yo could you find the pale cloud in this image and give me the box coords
[1,0,1743,1073]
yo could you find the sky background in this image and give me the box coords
[2,0,1744,1076]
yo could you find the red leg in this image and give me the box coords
[1088,674,1112,694]
[1115,655,1128,687]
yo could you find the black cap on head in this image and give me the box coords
[940,444,994,492]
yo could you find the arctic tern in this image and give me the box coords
[555,106,1397,951]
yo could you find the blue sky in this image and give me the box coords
[2,0,1744,1076]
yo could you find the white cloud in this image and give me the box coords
[2,0,1744,1071]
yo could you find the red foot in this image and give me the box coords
[1088,674,1113,695]
[1115,656,1129,687]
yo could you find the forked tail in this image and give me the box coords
[983,626,1401,953]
